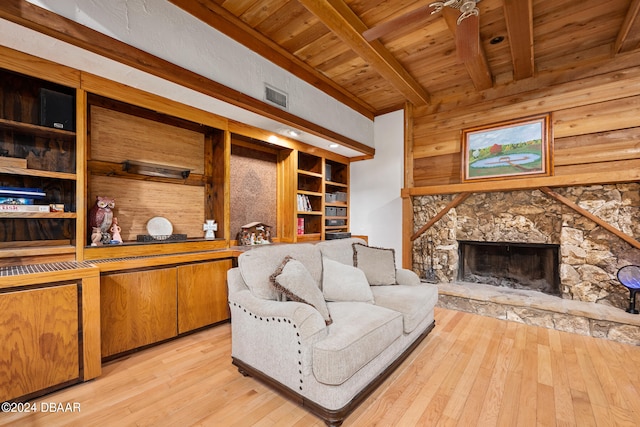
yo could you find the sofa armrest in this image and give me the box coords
[395,268,422,286]
[230,288,327,339]
[228,267,327,339]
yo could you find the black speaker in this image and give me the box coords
[40,88,75,131]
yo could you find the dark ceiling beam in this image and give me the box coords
[298,0,431,106]
[442,8,492,91]
[0,0,374,156]
[615,0,640,53]
[168,0,375,120]
[503,0,534,80]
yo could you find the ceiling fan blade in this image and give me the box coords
[362,5,437,42]
[456,14,480,61]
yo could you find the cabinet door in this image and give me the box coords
[0,284,79,401]
[177,259,232,334]
[100,268,177,358]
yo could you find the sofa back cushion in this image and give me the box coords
[238,243,322,300]
[316,237,366,266]
[353,243,397,286]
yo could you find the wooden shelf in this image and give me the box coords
[0,118,76,140]
[326,180,347,188]
[297,210,323,215]
[0,244,75,259]
[0,212,76,219]
[298,190,323,197]
[297,233,322,242]
[297,169,323,178]
[0,166,76,180]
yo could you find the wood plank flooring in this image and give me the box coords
[3,307,640,426]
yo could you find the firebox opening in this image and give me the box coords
[458,240,561,296]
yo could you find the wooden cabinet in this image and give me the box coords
[0,284,79,402]
[100,268,178,358]
[0,68,81,266]
[0,261,101,403]
[177,259,233,333]
[100,258,232,359]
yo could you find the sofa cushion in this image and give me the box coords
[238,243,322,300]
[322,257,374,304]
[313,302,403,385]
[370,284,438,333]
[271,256,332,325]
[317,237,366,266]
[352,243,397,286]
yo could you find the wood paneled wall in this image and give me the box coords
[411,65,640,188]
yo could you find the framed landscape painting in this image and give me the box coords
[461,114,552,182]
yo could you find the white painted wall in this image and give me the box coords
[350,110,405,266]
[21,0,374,151]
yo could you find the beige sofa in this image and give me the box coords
[227,238,438,426]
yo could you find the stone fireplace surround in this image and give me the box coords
[412,183,640,345]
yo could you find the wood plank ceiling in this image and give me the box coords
[169,0,640,118]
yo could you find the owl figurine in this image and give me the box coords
[88,196,115,244]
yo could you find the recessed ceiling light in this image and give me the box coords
[268,135,279,143]
[286,129,300,137]
[329,143,340,148]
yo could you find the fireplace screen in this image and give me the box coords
[458,240,560,295]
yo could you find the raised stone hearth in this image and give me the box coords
[413,183,640,344]
[437,282,640,345]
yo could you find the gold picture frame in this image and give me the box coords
[461,113,552,182]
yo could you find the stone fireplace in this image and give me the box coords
[412,183,640,344]
[458,240,560,295]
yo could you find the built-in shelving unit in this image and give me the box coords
[0,68,79,265]
[291,151,349,242]
[324,159,349,237]
[296,152,324,240]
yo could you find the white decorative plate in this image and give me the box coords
[146,216,173,240]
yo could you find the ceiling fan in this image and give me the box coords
[362,0,481,60]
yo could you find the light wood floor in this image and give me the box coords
[3,307,640,427]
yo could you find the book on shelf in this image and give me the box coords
[297,217,305,235]
[0,204,50,212]
[0,197,34,205]
[297,194,312,212]
[0,186,46,199]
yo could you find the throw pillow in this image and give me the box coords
[322,257,374,303]
[270,256,332,325]
[352,243,397,286]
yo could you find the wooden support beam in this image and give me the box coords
[168,0,375,120]
[298,0,431,106]
[615,0,640,53]
[540,187,640,250]
[410,192,471,241]
[504,0,534,80]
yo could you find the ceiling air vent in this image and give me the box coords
[264,84,288,109]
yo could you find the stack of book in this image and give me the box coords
[0,187,48,212]
[297,194,313,212]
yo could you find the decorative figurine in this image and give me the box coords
[91,227,102,246]
[88,195,115,244]
[110,217,122,244]
[203,219,217,240]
